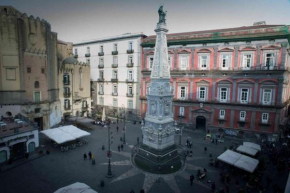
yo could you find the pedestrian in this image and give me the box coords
[88,151,92,160]
[215,138,218,145]
[211,182,216,192]
[118,145,120,152]
[204,147,207,153]
[203,168,207,174]
[117,118,119,124]
[84,153,87,160]
[140,189,145,193]
[46,149,50,155]
[190,174,194,185]
[121,144,124,151]
[130,189,135,193]
[186,140,189,147]
[117,126,119,132]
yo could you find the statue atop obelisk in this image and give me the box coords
[135,6,181,174]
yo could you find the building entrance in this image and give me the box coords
[11,142,26,160]
[34,117,43,131]
[196,116,206,130]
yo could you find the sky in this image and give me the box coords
[2,0,290,43]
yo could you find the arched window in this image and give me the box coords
[34,81,39,88]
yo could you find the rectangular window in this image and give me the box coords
[113,56,118,64]
[64,99,70,108]
[113,70,118,79]
[128,70,133,80]
[179,107,185,116]
[99,97,104,105]
[149,57,154,69]
[128,100,133,109]
[100,45,103,53]
[99,84,103,93]
[265,53,275,67]
[219,110,225,119]
[146,84,150,94]
[35,108,41,114]
[180,56,188,70]
[64,87,70,94]
[129,42,133,50]
[113,98,118,107]
[41,68,45,74]
[240,88,249,103]
[86,59,90,64]
[262,89,272,105]
[99,71,104,79]
[200,55,208,69]
[180,86,186,99]
[114,43,118,51]
[100,58,104,65]
[6,68,16,80]
[221,55,230,70]
[128,55,133,64]
[128,86,133,94]
[113,85,118,93]
[262,113,269,123]
[63,74,70,84]
[220,88,228,102]
[240,111,246,121]
[75,48,78,55]
[82,100,87,108]
[199,87,206,101]
[242,54,252,69]
[34,91,41,102]
[86,47,90,54]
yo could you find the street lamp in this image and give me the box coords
[122,104,126,145]
[105,124,114,178]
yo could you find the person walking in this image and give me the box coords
[117,126,119,132]
[190,174,194,185]
[88,151,92,160]
[121,144,124,151]
[83,153,87,160]
[211,182,216,192]
[203,168,207,174]
[118,145,120,152]
[204,147,207,154]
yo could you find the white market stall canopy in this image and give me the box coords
[217,150,259,173]
[41,125,90,144]
[54,182,98,193]
[236,145,258,156]
[234,155,259,173]
[243,142,261,151]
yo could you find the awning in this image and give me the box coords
[243,142,261,151]
[54,182,98,193]
[236,145,258,156]
[217,150,242,165]
[41,125,90,144]
[234,155,259,173]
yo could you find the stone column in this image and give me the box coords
[174,48,177,70]
[232,79,237,102]
[214,46,218,70]
[277,78,284,105]
[280,43,287,70]
[212,78,216,101]
[253,79,259,103]
[256,44,262,70]
[234,46,239,70]
[191,48,195,69]
[250,111,256,131]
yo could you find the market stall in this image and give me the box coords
[236,145,258,157]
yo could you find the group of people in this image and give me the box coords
[83,151,93,160]
[117,144,124,152]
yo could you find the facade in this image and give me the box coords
[140,24,290,136]
[73,33,146,119]
[0,6,61,130]
[57,41,91,118]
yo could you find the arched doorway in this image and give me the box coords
[28,142,35,153]
[196,116,206,130]
[0,150,7,163]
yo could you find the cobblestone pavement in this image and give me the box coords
[0,121,288,193]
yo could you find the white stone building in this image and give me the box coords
[73,33,146,118]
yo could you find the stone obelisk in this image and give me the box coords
[135,6,181,174]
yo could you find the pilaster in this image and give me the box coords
[253,79,259,103]
[174,48,177,70]
[280,43,288,70]
[251,111,256,131]
[214,46,218,70]
[232,78,237,102]
[256,44,262,70]
[234,46,239,70]
[230,109,234,127]
[212,78,216,101]
[191,48,195,69]
[274,111,280,133]
[277,78,284,105]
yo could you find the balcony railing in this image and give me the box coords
[98,52,104,56]
[126,93,134,97]
[63,92,71,98]
[98,64,104,68]
[112,64,118,68]
[82,105,89,110]
[127,63,134,67]
[112,51,118,55]
[85,53,90,57]
[112,93,118,96]
[63,81,70,85]
[261,65,278,70]
[98,91,104,95]
[127,49,134,54]
[98,78,104,82]
[126,79,134,83]
[64,105,71,110]
[74,55,78,58]
[111,78,118,82]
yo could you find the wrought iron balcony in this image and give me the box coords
[63,81,70,85]
[111,78,118,82]
[98,52,104,56]
[97,78,104,82]
[112,51,118,55]
[98,64,104,68]
[126,79,134,83]
[112,63,118,68]
[112,92,118,96]
[127,49,134,54]
[126,93,134,97]
[74,55,78,58]
[85,53,90,57]
[64,105,71,110]
[127,63,134,67]
[82,105,89,110]
[98,91,104,95]
[63,92,71,98]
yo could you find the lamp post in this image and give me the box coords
[122,105,126,145]
[105,124,114,178]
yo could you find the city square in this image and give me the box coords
[0,0,290,193]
